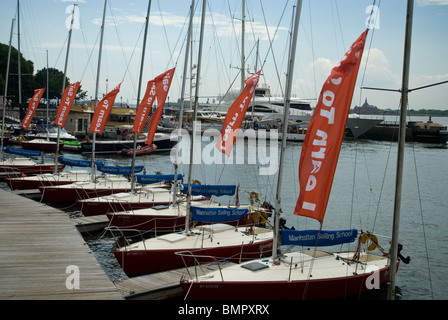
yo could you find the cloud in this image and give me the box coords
[416,0,448,5]
[360,48,401,90]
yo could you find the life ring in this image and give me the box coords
[360,232,379,251]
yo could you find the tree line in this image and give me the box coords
[0,43,87,106]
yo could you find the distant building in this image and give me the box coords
[352,98,385,115]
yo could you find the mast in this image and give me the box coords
[46,50,49,141]
[91,0,108,181]
[185,0,206,234]
[172,0,195,205]
[17,0,22,110]
[387,0,414,300]
[272,0,302,262]
[241,0,245,92]
[54,4,77,173]
[131,0,152,192]
[1,18,15,160]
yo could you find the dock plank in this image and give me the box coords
[0,189,122,300]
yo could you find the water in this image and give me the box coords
[1,119,447,300]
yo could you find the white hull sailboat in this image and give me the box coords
[179,0,410,300]
[111,0,275,278]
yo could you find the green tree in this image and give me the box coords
[0,43,35,105]
[34,67,88,102]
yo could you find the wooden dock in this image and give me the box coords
[0,188,235,300]
[0,189,122,300]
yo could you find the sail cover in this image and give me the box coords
[3,147,41,157]
[191,206,249,222]
[58,156,103,167]
[294,30,368,223]
[96,164,144,175]
[136,174,182,184]
[181,184,236,197]
[281,229,358,247]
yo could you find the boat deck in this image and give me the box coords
[0,189,122,300]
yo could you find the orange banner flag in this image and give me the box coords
[55,81,81,128]
[294,30,368,223]
[132,80,157,135]
[216,71,261,155]
[146,68,175,145]
[89,83,121,135]
[21,88,45,130]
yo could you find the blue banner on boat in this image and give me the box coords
[281,229,358,247]
[136,174,182,184]
[58,156,103,168]
[191,206,249,222]
[181,184,236,197]
[96,164,144,175]
[3,147,41,157]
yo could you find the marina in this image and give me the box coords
[0,0,447,304]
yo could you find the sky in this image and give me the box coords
[1,0,447,111]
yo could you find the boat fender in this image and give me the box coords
[360,232,379,251]
[18,134,24,141]
[397,243,411,264]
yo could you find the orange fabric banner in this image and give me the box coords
[146,68,175,145]
[294,30,368,223]
[216,70,261,155]
[89,83,121,135]
[55,81,81,128]
[21,88,45,130]
[133,80,157,135]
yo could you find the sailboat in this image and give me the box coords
[0,12,63,176]
[0,147,65,176]
[5,157,100,190]
[178,0,409,300]
[111,0,274,278]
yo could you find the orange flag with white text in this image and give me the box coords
[21,88,45,130]
[133,80,157,135]
[55,82,80,128]
[89,83,121,135]
[146,68,175,145]
[294,30,368,223]
[216,71,261,155]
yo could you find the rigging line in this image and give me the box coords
[408,102,434,299]
[333,0,346,50]
[78,12,98,83]
[156,0,175,70]
[358,0,381,107]
[79,27,101,83]
[308,0,317,99]
[107,0,137,88]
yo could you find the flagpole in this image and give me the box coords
[131,0,152,192]
[172,0,195,205]
[54,4,76,173]
[272,0,302,262]
[91,0,107,181]
[186,0,206,235]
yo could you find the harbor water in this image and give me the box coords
[1,115,447,300]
